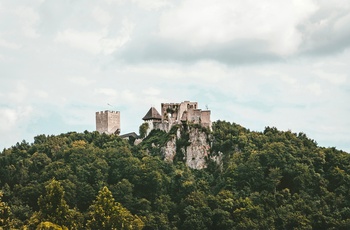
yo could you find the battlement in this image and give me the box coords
[96,110,120,115]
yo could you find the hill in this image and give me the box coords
[1,120,350,229]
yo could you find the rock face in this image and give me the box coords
[161,127,211,170]
[162,136,177,162]
[185,128,210,169]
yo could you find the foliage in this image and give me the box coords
[139,123,149,139]
[26,179,82,229]
[0,191,13,229]
[87,186,144,230]
[0,122,350,229]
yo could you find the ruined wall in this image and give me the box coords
[161,101,198,124]
[154,122,170,133]
[96,111,120,134]
[187,109,202,123]
[200,110,211,130]
[161,103,179,123]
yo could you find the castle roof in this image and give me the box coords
[143,107,162,121]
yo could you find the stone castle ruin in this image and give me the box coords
[96,101,211,136]
[142,101,211,136]
[95,101,213,169]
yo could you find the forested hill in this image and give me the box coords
[1,120,350,229]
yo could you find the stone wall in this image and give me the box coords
[159,101,211,130]
[200,110,211,130]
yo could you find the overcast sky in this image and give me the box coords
[1,0,349,152]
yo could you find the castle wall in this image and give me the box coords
[154,122,170,133]
[161,101,198,124]
[161,103,180,123]
[200,110,211,130]
[188,109,202,123]
[96,110,120,134]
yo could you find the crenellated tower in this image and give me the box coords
[96,110,120,134]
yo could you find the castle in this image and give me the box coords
[96,101,211,136]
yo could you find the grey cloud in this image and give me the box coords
[298,5,350,55]
[116,38,282,65]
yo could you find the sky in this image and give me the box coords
[0,0,349,152]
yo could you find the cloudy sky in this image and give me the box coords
[1,0,350,152]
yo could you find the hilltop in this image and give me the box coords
[1,120,350,229]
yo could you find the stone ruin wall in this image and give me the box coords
[200,110,211,130]
[161,101,198,123]
[154,122,170,133]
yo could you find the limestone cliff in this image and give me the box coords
[161,126,211,170]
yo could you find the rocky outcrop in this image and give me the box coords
[185,128,210,169]
[161,127,211,170]
[162,136,177,162]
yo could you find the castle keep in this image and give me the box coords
[95,110,120,134]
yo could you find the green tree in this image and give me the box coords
[0,191,13,229]
[27,179,81,229]
[36,221,66,230]
[139,122,149,138]
[37,179,70,226]
[87,186,144,230]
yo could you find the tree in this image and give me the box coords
[87,186,144,230]
[37,179,70,225]
[0,191,13,229]
[139,122,149,138]
[27,179,81,229]
[36,221,66,230]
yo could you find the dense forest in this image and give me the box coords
[1,120,350,229]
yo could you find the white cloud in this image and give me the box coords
[313,70,347,85]
[0,106,34,147]
[143,87,161,96]
[34,90,49,99]
[0,38,21,49]
[92,7,112,26]
[132,0,172,10]
[158,0,317,56]
[69,77,95,86]
[306,83,322,96]
[15,6,40,38]
[0,108,18,131]
[54,19,134,54]
[8,81,29,104]
[94,88,118,97]
[101,19,134,54]
[55,29,104,54]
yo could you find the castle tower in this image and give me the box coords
[96,110,120,134]
[142,107,162,136]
